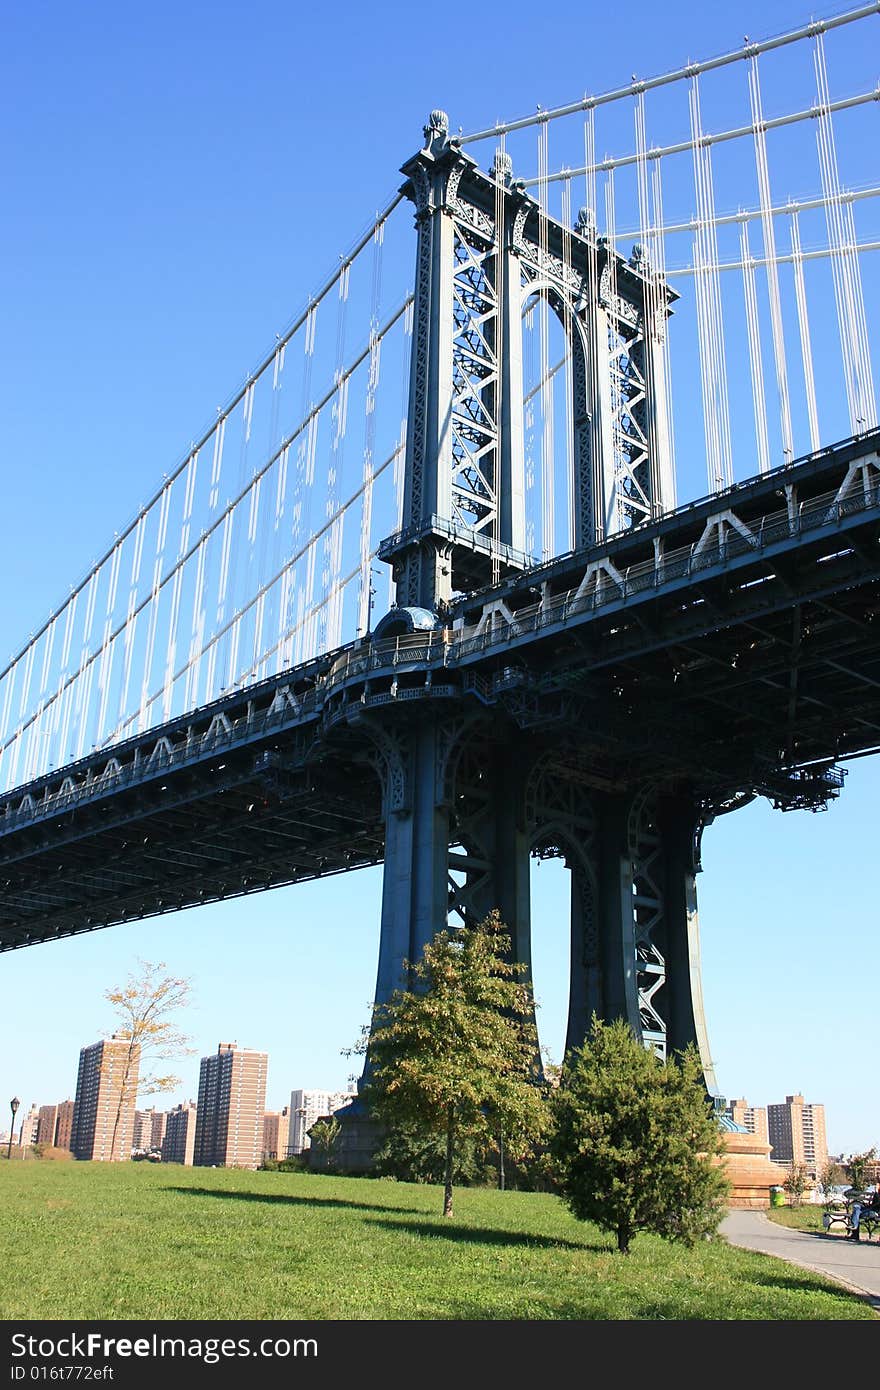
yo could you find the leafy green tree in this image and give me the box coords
[374,1117,492,1186]
[817,1160,847,1208]
[846,1147,877,1193]
[549,1016,730,1254]
[362,910,548,1217]
[308,1116,342,1172]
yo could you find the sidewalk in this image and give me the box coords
[721,1209,880,1311]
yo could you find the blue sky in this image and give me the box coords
[0,0,877,1156]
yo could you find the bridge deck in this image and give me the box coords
[2,430,879,949]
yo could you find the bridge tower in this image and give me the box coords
[337,113,714,1168]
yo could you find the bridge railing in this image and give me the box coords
[314,474,878,693]
[3,464,877,829]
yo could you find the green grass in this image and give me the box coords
[768,1204,880,1241]
[767,1205,828,1233]
[1,1162,874,1320]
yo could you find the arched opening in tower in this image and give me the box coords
[528,853,571,1072]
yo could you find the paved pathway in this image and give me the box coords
[721,1209,880,1311]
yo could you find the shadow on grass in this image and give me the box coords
[728,1257,879,1312]
[368,1216,607,1253]
[166,1186,427,1217]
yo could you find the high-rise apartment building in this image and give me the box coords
[193,1043,268,1170]
[288,1087,356,1154]
[18,1105,40,1149]
[132,1109,155,1152]
[162,1102,198,1166]
[55,1100,74,1151]
[34,1100,75,1150]
[132,1107,166,1153]
[150,1110,167,1152]
[262,1107,290,1161]
[725,1098,769,1144]
[767,1094,828,1174]
[70,1033,140,1162]
[36,1105,59,1147]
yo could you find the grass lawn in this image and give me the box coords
[1,1161,874,1320]
[767,1205,829,1233]
[767,1204,880,1239]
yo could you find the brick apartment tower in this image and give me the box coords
[262,1107,290,1161]
[725,1098,769,1144]
[36,1104,59,1147]
[150,1110,167,1152]
[35,1101,74,1150]
[767,1093,829,1174]
[132,1109,155,1152]
[55,1100,74,1151]
[162,1101,198,1165]
[132,1107,167,1152]
[193,1043,268,1170]
[71,1033,141,1161]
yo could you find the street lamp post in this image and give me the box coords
[8,1097,20,1160]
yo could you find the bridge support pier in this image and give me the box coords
[334,728,717,1173]
[561,789,717,1085]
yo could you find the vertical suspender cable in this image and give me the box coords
[538,118,554,558]
[161,449,198,719]
[651,149,676,506]
[789,212,821,452]
[561,177,575,550]
[0,662,20,789]
[493,139,506,585]
[814,33,877,432]
[74,572,100,760]
[271,345,288,582]
[117,513,147,727]
[583,105,601,540]
[95,542,123,745]
[689,76,733,492]
[748,55,793,462]
[57,594,80,765]
[635,89,660,517]
[325,261,351,651]
[223,380,256,685]
[740,220,772,474]
[138,486,172,728]
[358,219,384,635]
[604,168,623,529]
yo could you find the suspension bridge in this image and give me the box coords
[2,4,879,1163]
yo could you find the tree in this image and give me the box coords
[308,1116,341,1172]
[549,1016,730,1254]
[104,960,194,1161]
[846,1147,877,1193]
[362,911,548,1217]
[374,1115,498,1187]
[784,1162,810,1207]
[817,1160,847,1207]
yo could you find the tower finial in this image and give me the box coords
[423,109,450,152]
[490,148,514,187]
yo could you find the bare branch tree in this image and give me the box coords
[104,960,194,1161]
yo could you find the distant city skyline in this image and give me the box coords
[7,1020,867,1165]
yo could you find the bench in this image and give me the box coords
[821,1203,880,1238]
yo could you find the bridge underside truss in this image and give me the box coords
[2,433,879,1104]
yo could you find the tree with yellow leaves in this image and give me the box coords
[104,961,194,1161]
